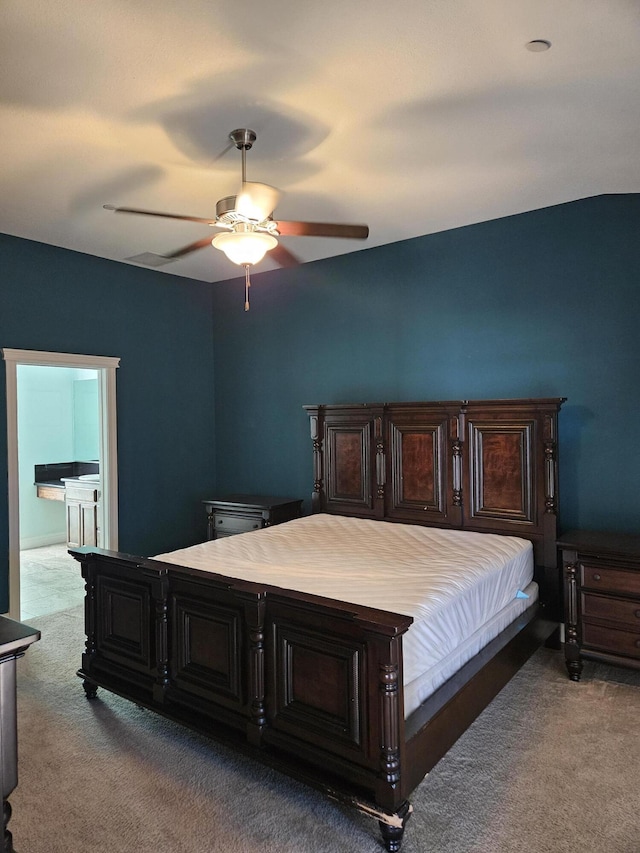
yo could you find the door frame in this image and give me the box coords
[2,348,120,619]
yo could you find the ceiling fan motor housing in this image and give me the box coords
[216,195,243,225]
[215,195,279,234]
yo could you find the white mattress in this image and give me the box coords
[155,514,535,716]
[403,580,537,715]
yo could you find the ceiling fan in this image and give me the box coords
[104,128,369,310]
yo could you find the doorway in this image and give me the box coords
[3,348,120,620]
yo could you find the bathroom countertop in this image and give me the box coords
[35,461,100,497]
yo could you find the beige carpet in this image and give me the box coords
[10,606,640,853]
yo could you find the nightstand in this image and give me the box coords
[558,529,640,681]
[203,494,303,540]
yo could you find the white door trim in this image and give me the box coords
[2,348,120,619]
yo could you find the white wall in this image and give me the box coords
[17,365,98,549]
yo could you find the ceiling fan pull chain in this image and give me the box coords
[244,264,251,311]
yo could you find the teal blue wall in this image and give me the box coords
[3,194,639,610]
[1,234,216,611]
[211,194,640,535]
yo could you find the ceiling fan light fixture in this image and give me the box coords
[212,228,278,266]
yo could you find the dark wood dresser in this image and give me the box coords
[204,494,303,540]
[559,529,640,680]
[0,616,40,851]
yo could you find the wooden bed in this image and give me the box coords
[71,397,564,851]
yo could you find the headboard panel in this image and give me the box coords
[304,398,565,570]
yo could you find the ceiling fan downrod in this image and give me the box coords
[229,128,257,184]
[228,135,258,313]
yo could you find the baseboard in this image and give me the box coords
[20,532,67,551]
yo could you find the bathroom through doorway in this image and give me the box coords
[3,349,119,620]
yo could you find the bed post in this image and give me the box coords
[240,594,267,745]
[307,407,323,514]
[377,645,412,852]
[364,627,413,852]
[378,649,402,790]
[151,570,170,704]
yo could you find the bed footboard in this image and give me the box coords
[72,547,414,849]
[77,548,270,738]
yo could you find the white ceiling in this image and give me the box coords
[2,1,639,284]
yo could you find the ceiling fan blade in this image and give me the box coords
[235,182,282,221]
[270,243,300,268]
[103,204,217,226]
[162,235,216,260]
[274,221,369,239]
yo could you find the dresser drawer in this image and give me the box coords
[582,622,640,658]
[581,592,640,628]
[213,513,263,535]
[560,530,640,680]
[580,563,640,596]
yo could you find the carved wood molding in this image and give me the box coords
[543,413,559,515]
[153,594,170,702]
[81,561,97,663]
[244,597,267,743]
[375,415,386,500]
[450,414,463,507]
[309,414,323,497]
[272,621,363,746]
[564,559,579,646]
[563,554,584,681]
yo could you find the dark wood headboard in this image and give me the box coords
[304,398,565,573]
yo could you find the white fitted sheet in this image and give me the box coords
[403,580,537,715]
[155,514,534,715]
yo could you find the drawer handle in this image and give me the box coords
[252,523,259,529]
[635,609,640,619]
[592,573,601,581]
[218,519,223,524]
[636,639,640,649]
